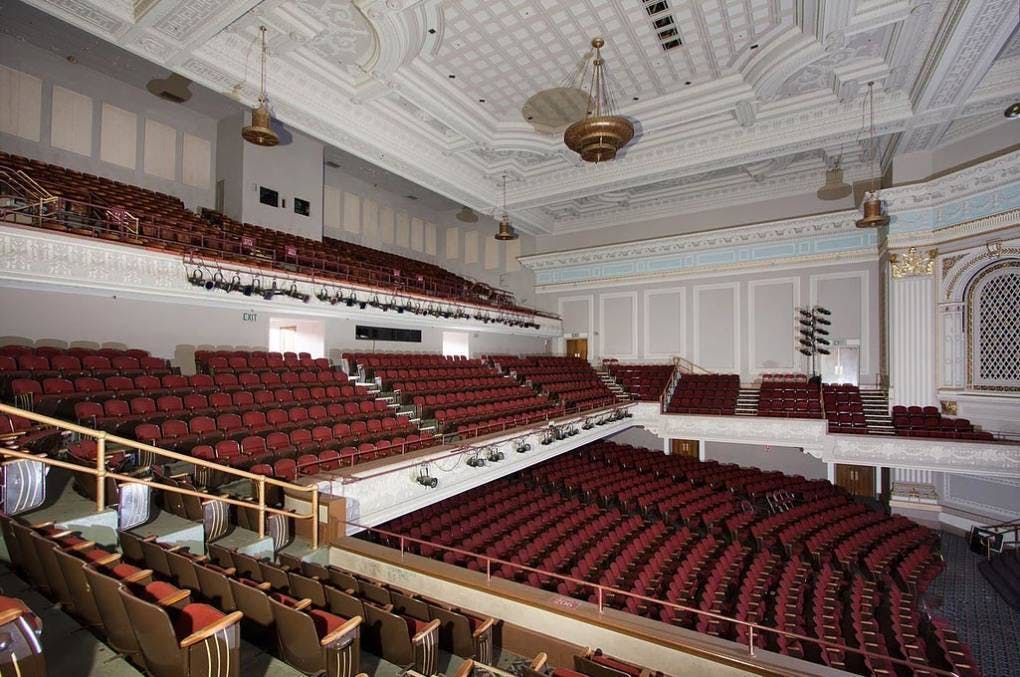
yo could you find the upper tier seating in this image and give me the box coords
[605,362,673,401]
[499,356,617,411]
[372,442,976,676]
[665,374,740,415]
[891,405,993,441]
[757,376,821,419]
[195,350,338,375]
[0,152,543,315]
[824,383,868,433]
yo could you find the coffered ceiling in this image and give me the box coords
[10,0,1020,235]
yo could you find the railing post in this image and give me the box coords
[95,433,107,511]
[486,558,491,583]
[256,477,266,539]
[311,486,320,550]
[597,587,603,613]
[399,536,405,557]
[748,626,755,656]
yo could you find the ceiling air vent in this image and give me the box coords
[641,0,682,51]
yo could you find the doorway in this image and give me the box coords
[566,338,588,360]
[268,317,325,358]
[835,464,876,497]
[670,439,699,459]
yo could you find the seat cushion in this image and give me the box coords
[592,654,641,677]
[173,603,225,640]
[109,563,143,579]
[402,615,432,639]
[309,609,347,638]
[143,581,181,602]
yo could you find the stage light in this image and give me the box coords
[467,455,486,468]
[416,466,438,488]
[487,448,504,463]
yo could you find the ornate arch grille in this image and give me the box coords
[967,260,1020,391]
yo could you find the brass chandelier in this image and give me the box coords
[856,82,888,228]
[494,174,518,241]
[563,38,635,164]
[242,25,279,147]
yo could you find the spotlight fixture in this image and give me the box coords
[241,26,279,147]
[487,448,505,463]
[466,455,486,468]
[188,269,204,286]
[797,305,833,377]
[316,287,330,303]
[514,439,531,453]
[582,418,594,430]
[416,466,438,488]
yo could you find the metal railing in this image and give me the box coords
[972,519,1020,561]
[672,356,712,375]
[0,402,321,549]
[348,522,961,676]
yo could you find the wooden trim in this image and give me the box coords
[411,618,441,644]
[471,617,495,637]
[179,610,243,649]
[156,588,191,607]
[320,615,362,646]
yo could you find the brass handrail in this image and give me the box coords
[348,522,961,677]
[671,356,711,375]
[0,402,320,549]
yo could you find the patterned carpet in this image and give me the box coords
[925,533,1020,677]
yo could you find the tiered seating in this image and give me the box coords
[891,405,993,440]
[195,349,337,376]
[506,356,616,411]
[372,442,975,675]
[605,362,673,401]
[1,152,545,315]
[757,376,821,419]
[665,373,739,415]
[823,383,867,433]
[344,352,565,438]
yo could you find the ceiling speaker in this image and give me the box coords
[146,73,193,103]
[456,206,478,223]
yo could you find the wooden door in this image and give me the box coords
[835,464,876,497]
[565,338,588,360]
[670,439,699,458]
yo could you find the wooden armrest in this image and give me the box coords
[95,552,121,566]
[0,607,24,626]
[255,581,272,591]
[67,540,97,552]
[344,588,355,595]
[123,568,153,584]
[142,535,158,542]
[166,545,185,553]
[30,521,55,529]
[320,615,362,646]
[157,588,191,607]
[179,611,243,649]
[530,652,548,671]
[292,598,312,611]
[381,603,394,612]
[192,555,208,563]
[411,619,441,644]
[471,617,494,638]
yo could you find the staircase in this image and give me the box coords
[859,387,894,435]
[736,388,759,416]
[596,367,630,402]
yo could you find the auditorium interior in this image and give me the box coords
[1,0,1019,675]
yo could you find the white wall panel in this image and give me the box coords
[559,295,593,338]
[99,103,137,169]
[410,217,424,252]
[395,212,410,248]
[693,282,739,371]
[181,133,211,188]
[323,185,342,231]
[505,238,521,272]
[463,231,479,264]
[600,292,638,359]
[342,192,361,234]
[484,236,499,270]
[143,118,176,180]
[425,223,437,256]
[810,271,869,375]
[378,206,395,244]
[362,199,379,240]
[0,65,42,141]
[445,227,460,260]
[748,278,800,373]
[644,287,685,359]
[50,86,92,157]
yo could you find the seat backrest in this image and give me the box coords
[83,566,141,659]
[117,587,183,675]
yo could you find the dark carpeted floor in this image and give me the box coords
[925,533,1020,677]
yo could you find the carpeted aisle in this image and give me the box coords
[925,533,1020,677]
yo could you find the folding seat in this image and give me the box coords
[261,372,283,389]
[140,356,171,376]
[50,353,84,377]
[189,374,216,394]
[213,373,241,393]
[162,374,191,395]
[289,407,311,429]
[216,413,246,439]
[357,442,376,460]
[208,391,235,414]
[317,370,336,384]
[290,428,319,454]
[238,372,262,391]
[241,410,272,436]
[117,586,242,677]
[129,396,158,421]
[292,387,313,405]
[207,356,230,373]
[111,356,143,376]
[299,371,318,385]
[105,375,141,399]
[273,458,298,481]
[189,416,224,445]
[231,390,255,410]
[332,422,351,442]
[240,436,272,465]
[274,389,295,406]
[266,431,297,459]
[343,401,361,421]
[227,356,250,373]
[296,453,320,475]
[251,389,275,410]
[281,372,301,387]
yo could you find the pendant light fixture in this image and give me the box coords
[856,82,889,228]
[816,155,852,200]
[563,38,635,164]
[242,26,279,147]
[494,174,517,241]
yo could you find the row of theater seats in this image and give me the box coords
[372,442,975,676]
[195,350,334,375]
[604,363,673,401]
[823,383,868,433]
[0,509,506,676]
[496,356,617,411]
[757,378,821,418]
[665,373,740,415]
[2,152,535,313]
[892,406,993,440]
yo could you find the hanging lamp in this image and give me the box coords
[816,155,852,200]
[242,26,279,147]
[563,38,635,164]
[856,82,889,228]
[494,174,518,241]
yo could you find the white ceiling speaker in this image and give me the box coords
[146,73,192,103]
[455,206,478,223]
